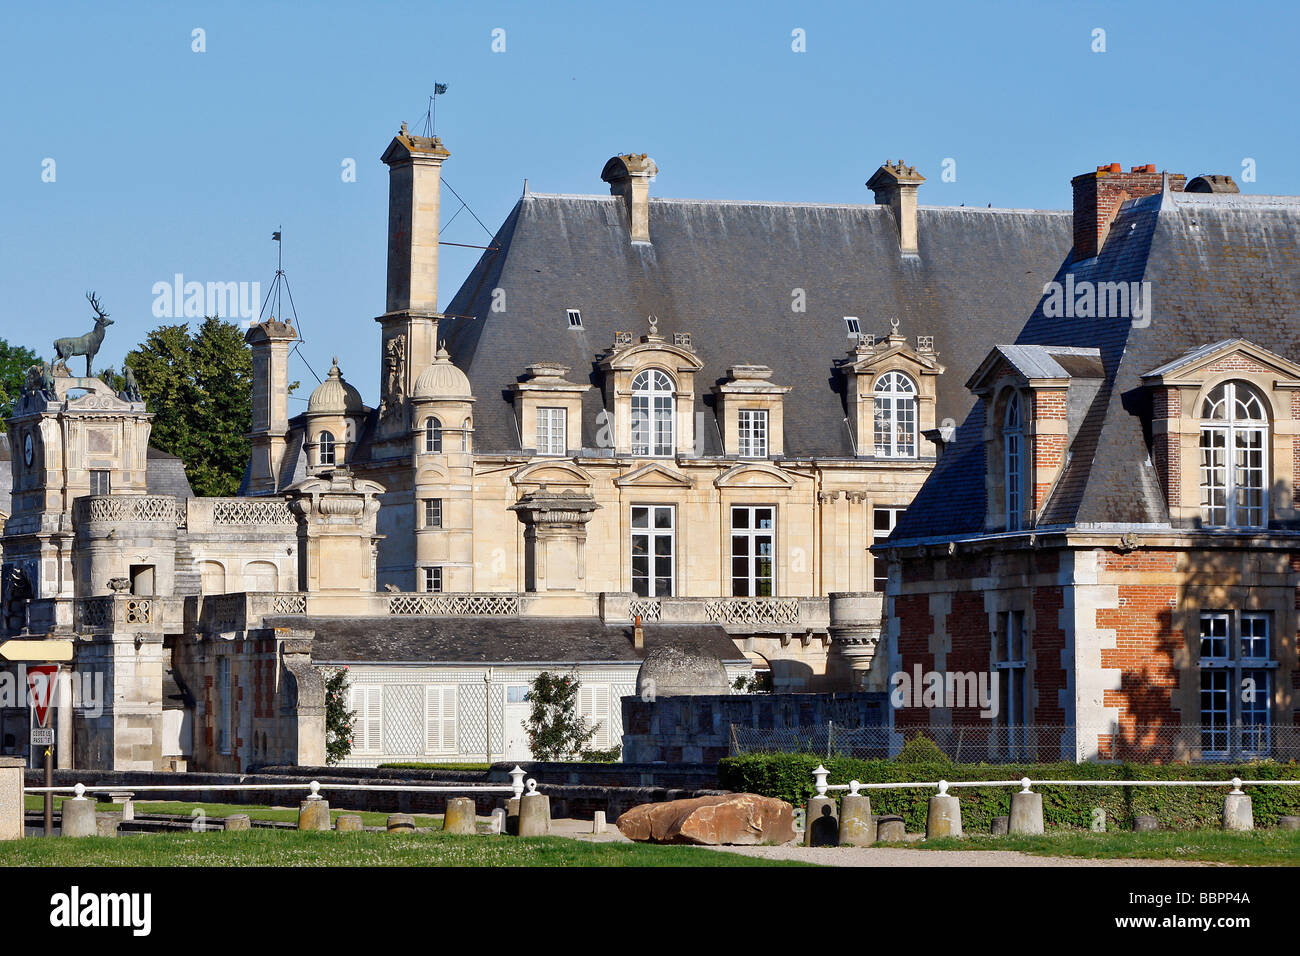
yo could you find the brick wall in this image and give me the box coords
[894,593,934,731]
[945,592,991,723]
[1071,164,1186,259]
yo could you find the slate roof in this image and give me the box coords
[267,615,748,666]
[146,447,194,500]
[887,187,1300,544]
[437,194,1073,457]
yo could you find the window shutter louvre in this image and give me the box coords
[425,686,440,753]
[441,687,457,755]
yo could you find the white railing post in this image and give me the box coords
[812,764,829,797]
[1020,776,1033,793]
[510,766,526,799]
[71,782,88,801]
[307,780,323,801]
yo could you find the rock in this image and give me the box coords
[616,793,795,846]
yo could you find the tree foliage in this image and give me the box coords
[125,317,252,497]
[524,671,597,761]
[323,667,356,767]
[0,337,40,431]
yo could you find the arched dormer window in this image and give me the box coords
[318,431,337,467]
[461,418,472,452]
[424,417,442,454]
[873,371,917,458]
[1004,392,1023,531]
[1200,381,1268,528]
[631,369,675,457]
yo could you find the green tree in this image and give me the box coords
[323,667,356,766]
[0,337,41,431]
[125,317,252,497]
[524,671,598,761]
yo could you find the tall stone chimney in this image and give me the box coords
[377,124,450,422]
[867,161,926,255]
[601,153,657,244]
[1071,163,1186,260]
[244,318,297,494]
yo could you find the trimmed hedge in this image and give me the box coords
[718,753,1300,832]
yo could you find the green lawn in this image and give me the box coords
[0,828,807,867]
[913,829,1300,866]
[24,796,440,829]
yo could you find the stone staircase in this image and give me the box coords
[172,531,202,596]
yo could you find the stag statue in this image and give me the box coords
[54,292,114,378]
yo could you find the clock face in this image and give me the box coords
[23,434,34,466]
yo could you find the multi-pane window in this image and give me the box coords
[631,369,675,457]
[89,469,111,495]
[461,418,471,452]
[871,507,905,592]
[994,610,1029,758]
[536,407,567,456]
[318,431,336,466]
[216,657,233,755]
[424,417,442,454]
[1199,611,1273,758]
[1199,381,1268,528]
[422,567,443,593]
[737,409,768,458]
[873,371,917,458]
[844,316,861,337]
[1004,392,1024,531]
[423,498,442,529]
[567,309,583,329]
[631,505,674,597]
[731,506,774,597]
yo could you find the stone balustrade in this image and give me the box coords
[184,497,297,533]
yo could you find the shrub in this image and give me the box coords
[896,734,951,765]
[579,745,623,763]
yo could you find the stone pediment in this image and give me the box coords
[1141,338,1300,387]
[713,463,795,489]
[510,460,595,490]
[614,462,694,488]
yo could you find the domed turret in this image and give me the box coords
[412,345,472,401]
[636,644,731,697]
[307,358,365,415]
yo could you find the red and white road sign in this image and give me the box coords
[26,665,60,729]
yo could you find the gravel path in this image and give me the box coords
[701,844,1212,867]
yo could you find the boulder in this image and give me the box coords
[617,793,795,846]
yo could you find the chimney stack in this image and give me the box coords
[244,318,297,494]
[633,614,644,650]
[867,160,926,255]
[601,153,657,244]
[1071,163,1186,260]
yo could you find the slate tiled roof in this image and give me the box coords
[438,194,1073,457]
[274,615,747,666]
[888,187,1300,543]
[146,447,194,500]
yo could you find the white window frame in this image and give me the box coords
[1199,381,1268,529]
[871,506,906,592]
[631,505,675,597]
[536,406,567,457]
[423,498,442,529]
[731,505,775,597]
[567,308,583,329]
[1004,392,1024,532]
[737,408,769,458]
[631,369,675,457]
[993,610,1029,759]
[422,567,443,593]
[873,371,918,459]
[318,431,336,466]
[425,685,458,755]
[844,316,861,337]
[424,417,442,454]
[1199,610,1274,759]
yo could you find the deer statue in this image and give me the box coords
[54,292,114,378]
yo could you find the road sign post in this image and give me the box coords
[25,663,61,837]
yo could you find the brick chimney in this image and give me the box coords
[1071,163,1186,260]
[601,153,657,244]
[633,614,644,650]
[867,160,926,255]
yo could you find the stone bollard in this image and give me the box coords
[224,814,252,832]
[875,815,906,842]
[991,815,1010,836]
[490,808,507,834]
[1134,815,1159,832]
[505,797,520,836]
[119,800,134,823]
[298,799,331,831]
[60,789,98,838]
[926,782,963,840]
[1009,780,1044,835]
[335,814,364,832]
[443,797,477,835]
[805,796,839,847]
[838,791,873,846]
[95,813,119,838]
[1278,815,1300,831]
[592,810,607,835]
[387,814,416,833]
[0,757,23,841]
[1223,780,1253,831]
[518,792,550,837]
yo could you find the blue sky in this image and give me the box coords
[2,0,1296,405]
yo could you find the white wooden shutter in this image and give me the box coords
[425,686,458,754]
[579,685,610,749]
[353,685,381,754]
[442,686,457,755]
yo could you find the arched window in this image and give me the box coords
[1200,381,1268,528]
[1004,392,1023,531]
[873,371,917,458]
[461,418,472,452]
[424,417,442,454]
[631,369,675,457]
[318,431,336,466]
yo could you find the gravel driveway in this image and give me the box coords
[701,844,1212,866]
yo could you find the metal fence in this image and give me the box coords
[729,722,1300,763]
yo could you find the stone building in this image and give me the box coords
[3,123,1104,770]
[877,166,1300,762]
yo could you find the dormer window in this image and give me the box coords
[567,309,583,329]
[1199,381,1267,528]
[1004,392,1024,531]
[844,316,861,337]
[738,409,768,458]
[318,431,337,466]
[424,417,442,454]
[631,368,675,457]
[873,371,917,458]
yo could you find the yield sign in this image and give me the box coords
[27,665,60,729]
